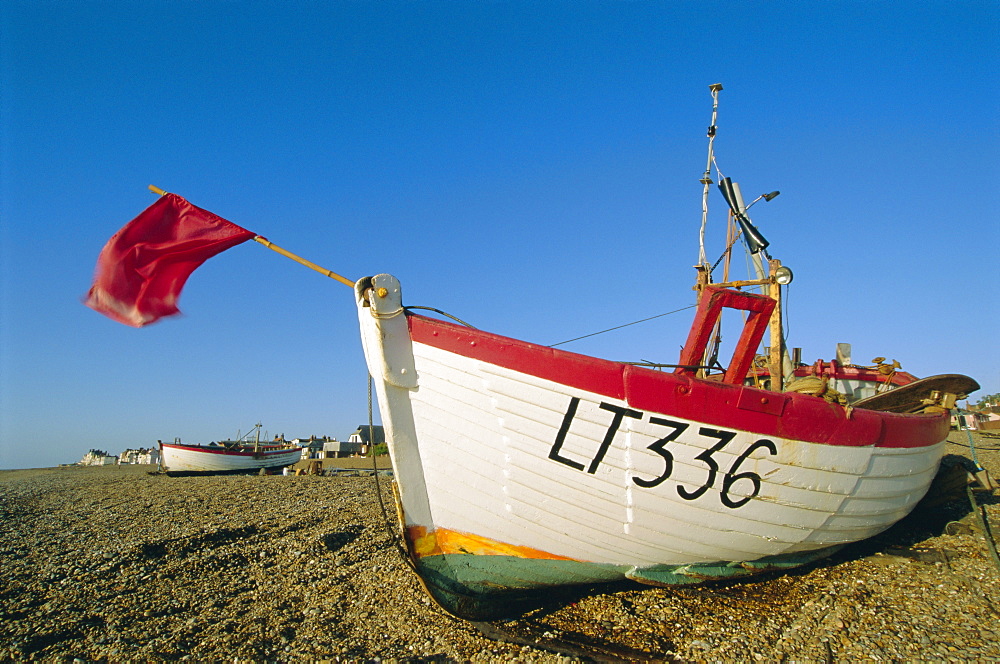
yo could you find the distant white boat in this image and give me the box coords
[159,424,301,476]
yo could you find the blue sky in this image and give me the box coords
[1,1,997,470]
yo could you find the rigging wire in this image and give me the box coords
[404,302,697,351]
[549,304,697,348]
[710,229,743,275]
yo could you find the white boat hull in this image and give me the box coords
[385,341,941,565]
[356,274,954,619]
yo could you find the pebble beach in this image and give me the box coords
[2,431,998,663]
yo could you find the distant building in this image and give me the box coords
[118,447,161,465]
[294,436,326,460]
[349,425,385,448]
[985,406,1000,429]
[973,405,1000,431]
[292,435,359,459]
[79,449,117,466]
[321,440,367,458]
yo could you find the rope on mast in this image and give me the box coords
[698,84,723,270]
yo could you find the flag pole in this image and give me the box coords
[252,236,356,287]
[148,185,356,288]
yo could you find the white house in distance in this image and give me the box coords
[294,436,337,460]
[79,449,117,466]
[79,447,160,466]
[348,425,385,452]
[119,447,161,465]
[294,426,386,460]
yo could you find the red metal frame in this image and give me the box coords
[673,286,775,385]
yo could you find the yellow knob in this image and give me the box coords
[377,287,388,298]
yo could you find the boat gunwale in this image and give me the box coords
[404,311,949,450]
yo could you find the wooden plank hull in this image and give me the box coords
[159,443,301,475]
[356,275,951,619]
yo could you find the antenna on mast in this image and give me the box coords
[697,83,723,272]
[718,177,771,256]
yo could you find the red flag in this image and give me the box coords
[85,193,256,327]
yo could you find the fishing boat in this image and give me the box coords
[158,424,302,476]
[353,85,979,620]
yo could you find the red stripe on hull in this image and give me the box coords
[407,314,948,449]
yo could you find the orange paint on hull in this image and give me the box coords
[407,525,577,562]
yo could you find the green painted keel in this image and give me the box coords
[624,545,846,586]
[415,554,625,620]
[414,546,845,620]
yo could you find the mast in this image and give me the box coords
[695,84,724,377]
[697,84,723,272]
[693,84,794,389]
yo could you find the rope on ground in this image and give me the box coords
[957,425,1000,572]
[966,484,1000,573]
[947,440,1000,452]
[472,620,666,663]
